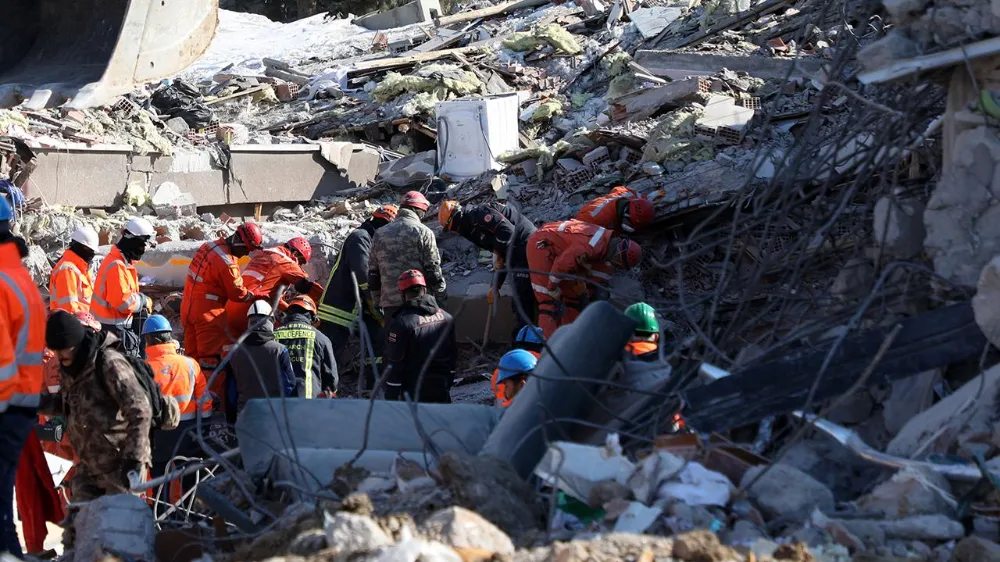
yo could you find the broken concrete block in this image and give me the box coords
[629,7,683,39]
[876,515,964,541]
[72,494,155,562]
[581,0,606,16]
[974,255,1000,348]
[378,150,435,188]
[882,369,941,436]
[154,192,197,219]
[740,464,834,521]
[150,181,182,207]
[695,95,754,143]
[673,531,742,562]
[165,116,190,135]
[856,469,954,518]
[874,196,926,259]
[952,536,1000,562]
[438,452,538,537]
[826,390,874,425]
[857,32,920,73]
[323,511,393,553]
[419,507,514,556]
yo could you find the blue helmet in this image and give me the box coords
[0,196,12,222]
[141,314,172,335]
[496,349,537,384]
[515,325,545,346]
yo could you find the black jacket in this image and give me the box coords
[230,324,295,415]
[454,202,536,289]
[318,221,376,328]
[384,295,457,400]
[275,312,338,397]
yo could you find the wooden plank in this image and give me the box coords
[434,0,550,27]
[346,46,484,76]
[205,86,268,105]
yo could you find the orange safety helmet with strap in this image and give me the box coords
[285,237,312,264]
[235,222,264,251]
[372,205,399,222]
[286,295,317,315]
[397,269,426,292]
[401,191,430,211]
[0,240,46,413]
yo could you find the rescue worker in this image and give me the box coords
[491,325,545,403]
[575,186,655,235]
[438,200,538,331]
[142,315,212,479]
[317,205,398,377]
[369,191,446,325]
[624,303,660,361]
[384,270,457,403]
[91,217,156,357]
[0,197,46,557]
[226,236,323,338]
[180,222,266,368]
[527,220,643,339]
[42,311,152,549]
[229,301,296,418]
[49,226,99,314]
[494,349,536,407]
[275,296,338,398]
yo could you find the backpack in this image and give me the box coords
[97,349,169,430]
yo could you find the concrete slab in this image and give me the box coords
[355,0,442,30]
[634,51,826,81]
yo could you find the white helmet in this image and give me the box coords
[124,217,155,238]
[70,226,99,251]
[247,300,273,318]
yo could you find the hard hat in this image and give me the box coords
[372,205,398,222]
[400,191,430,211]
[624,303,659,334]
[626,198,655,230]
[124,217,155,238]
[71,226,100,251]
[141,314,173,335]
[285,237,312,263]
[236,222,264,251]
[73,311,101,332]
[612,239,642,269]
[438,200,460,231]
[397,269,426,292]
[287,295,317,315]
[515,325,545,346]
[496,349,537,384]
[0,197,11,222]
[248,300,273,317]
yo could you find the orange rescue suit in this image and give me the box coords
[225,247,310,337]
[526,220,613,338]
[574,186,639,233]
[48,250,93,314]
[91,245,143,327]
[180,239,254,362]
[0,242,46,413]
[146,342,212,422]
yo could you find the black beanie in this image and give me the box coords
[46,311,86,350]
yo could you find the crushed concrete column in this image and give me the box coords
[69,494,155,562]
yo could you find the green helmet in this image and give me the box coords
[624,303,659,334]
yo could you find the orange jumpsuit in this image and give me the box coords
[91,245,144,328]
[180,239,255,363]
[48,250,93,314]
[574,186,639,234]
[225,247,310,337]
[526,220,614,338]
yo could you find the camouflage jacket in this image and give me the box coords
[41,332,152,472]
[369,207,446,308]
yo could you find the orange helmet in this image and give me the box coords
[373,205,398,222]
[285,237,312,263]
[73,311,101,332]
[438,200,461,231]
[397,269,427,292]
[401,191,430,211]
[612,239,643,269]
[287,295,317,315]
[626,198,655,230]
[236,222,264,251]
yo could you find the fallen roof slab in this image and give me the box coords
[634,51,826,81]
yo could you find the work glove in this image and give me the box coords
[121,461,145,489]
[142,294,153,314]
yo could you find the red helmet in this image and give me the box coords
[397,269,427,292]
[285,237,312,263]
[401,191,430,211]
[626,198,655,230]
[373,205,398,222]
[236,222,264,251]
[73,311,101,332]
[287,295,317,314]
[612,239,642,269]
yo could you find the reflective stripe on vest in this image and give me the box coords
[588,191,635,218]
[51,262,90,307]
[244,270,265,282]
[0,271,43,382]
[588,227,606,247]
[317,302,357,327]
[274,325,316,398]
[92,259,138,325]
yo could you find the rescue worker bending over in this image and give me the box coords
[370,191,447,325]
[317,205,398,379]
[226,237,322,338]
[575,186,655,235]
[42,311,152,549]
[91,217,155,357]
[142,315,212,479]
[527,220,642,339]
[275,296,338,398]
[494,349,536,407]
[624,303,660,361]
[49,227,99,314]
[439,199,538,333]
[180,222,266,369]
[491,325,545,404]
[229,301,295,418]
[384,270,457,403]
[0,197,46,558]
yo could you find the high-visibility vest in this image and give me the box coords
[91,246,142,326]
[0,243,45,413]
[146,342,212,421]
[49,250,93,314]
[274,323,316,399]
